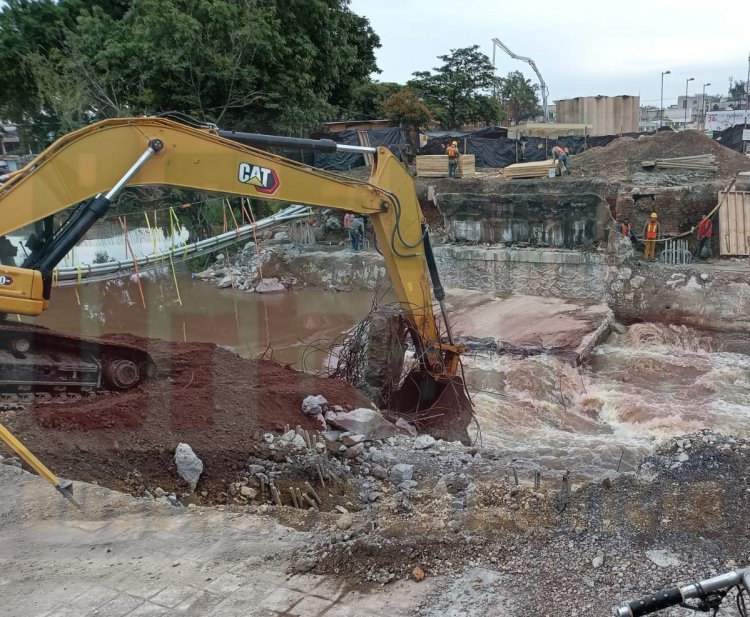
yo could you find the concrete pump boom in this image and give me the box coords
[492,37,549,123]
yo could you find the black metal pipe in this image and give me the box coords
[421,225,445,302]
[218,130,339,154]
[32,141,162,297]
[36,195,113,278]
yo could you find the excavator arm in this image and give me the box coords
[0,116,464,384]
[0,116,474,499]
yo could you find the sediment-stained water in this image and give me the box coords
[32,273,750,479]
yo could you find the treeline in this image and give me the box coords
[0,0,541,148]
[0,0,381,149]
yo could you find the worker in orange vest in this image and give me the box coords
[692,213,714,260]
[642,212,661,260]
[616,216,637,242]
[446,140,460,178]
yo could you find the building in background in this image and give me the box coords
[554,95,639,136]
[0,123,20,155]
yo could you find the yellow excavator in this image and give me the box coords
[0,114,473,498]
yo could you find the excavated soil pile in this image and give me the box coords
[0,333,372,498]
[571,130,750,181]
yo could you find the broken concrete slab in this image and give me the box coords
[447,290,613,365]
[255,277,286,293]
[325,408,399,439]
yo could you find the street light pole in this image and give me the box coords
[660,70,671,128]
[685,77,695,127]
[702,82,711,130]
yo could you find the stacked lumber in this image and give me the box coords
[641,154,717,171]
[415,154,476,178]
[502,159,556,179]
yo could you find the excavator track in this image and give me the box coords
[0,322,156,404]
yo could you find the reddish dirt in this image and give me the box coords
[571,129,750,180]
[0,333,372,499]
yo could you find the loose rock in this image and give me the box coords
[336,513,353,530]
[390,463,414,485]
[174,443,203,491]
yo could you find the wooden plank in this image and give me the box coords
[719,190,750,256]
[415,154,475,178]
[502,159,556,179]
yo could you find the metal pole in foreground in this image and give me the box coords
[660,70,670,128]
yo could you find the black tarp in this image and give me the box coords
[713,124,748,152]
[311,127,406,171]
[417,129,654,168]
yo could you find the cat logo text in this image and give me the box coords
[237,163,280,194]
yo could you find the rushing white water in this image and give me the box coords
[463,323,750,479]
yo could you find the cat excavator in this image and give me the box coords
[0,114,473,499]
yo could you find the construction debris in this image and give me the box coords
[641,154,717,171]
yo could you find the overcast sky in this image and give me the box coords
[349,0,750,107]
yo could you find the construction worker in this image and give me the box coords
[551,144,571,175]
[446,140,460,178]
[617,216,637,242]
[692,213,714,260]
[350,215,365,252]
[643,212,661,260]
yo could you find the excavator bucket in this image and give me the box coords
[353,310,474,444]
[393,369,474,445]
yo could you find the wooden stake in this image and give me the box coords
[316,463,326,488]
[304,481,321,504]
[301,492,317,509]
[295,487,305,508]
[290,488,300,509]
[271,485,282,507]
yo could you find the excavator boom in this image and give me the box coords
[0,116,471,438]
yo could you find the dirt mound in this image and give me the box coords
[571,130,750,181]
[0,333,372,499]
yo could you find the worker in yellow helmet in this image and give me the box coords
[643,212,661,260]
[446,140,460,179]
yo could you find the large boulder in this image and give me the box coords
[174,443,203,491]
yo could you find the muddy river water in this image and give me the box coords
[33,273,750,480]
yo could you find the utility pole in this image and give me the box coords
[660,70,670,128]
[702,82,711,131]
[685,77,695,127]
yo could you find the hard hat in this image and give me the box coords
[451,140,458,145]
[650,212,658,218]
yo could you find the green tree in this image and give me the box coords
[382,87,432,129]
[729,80,748,107]
[409,45,502,129]
[499,70,540,125]
[0,0,381,143]
[346,81,403,119]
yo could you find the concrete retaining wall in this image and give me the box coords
[437,192,610,247]
[434,244,750,335]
